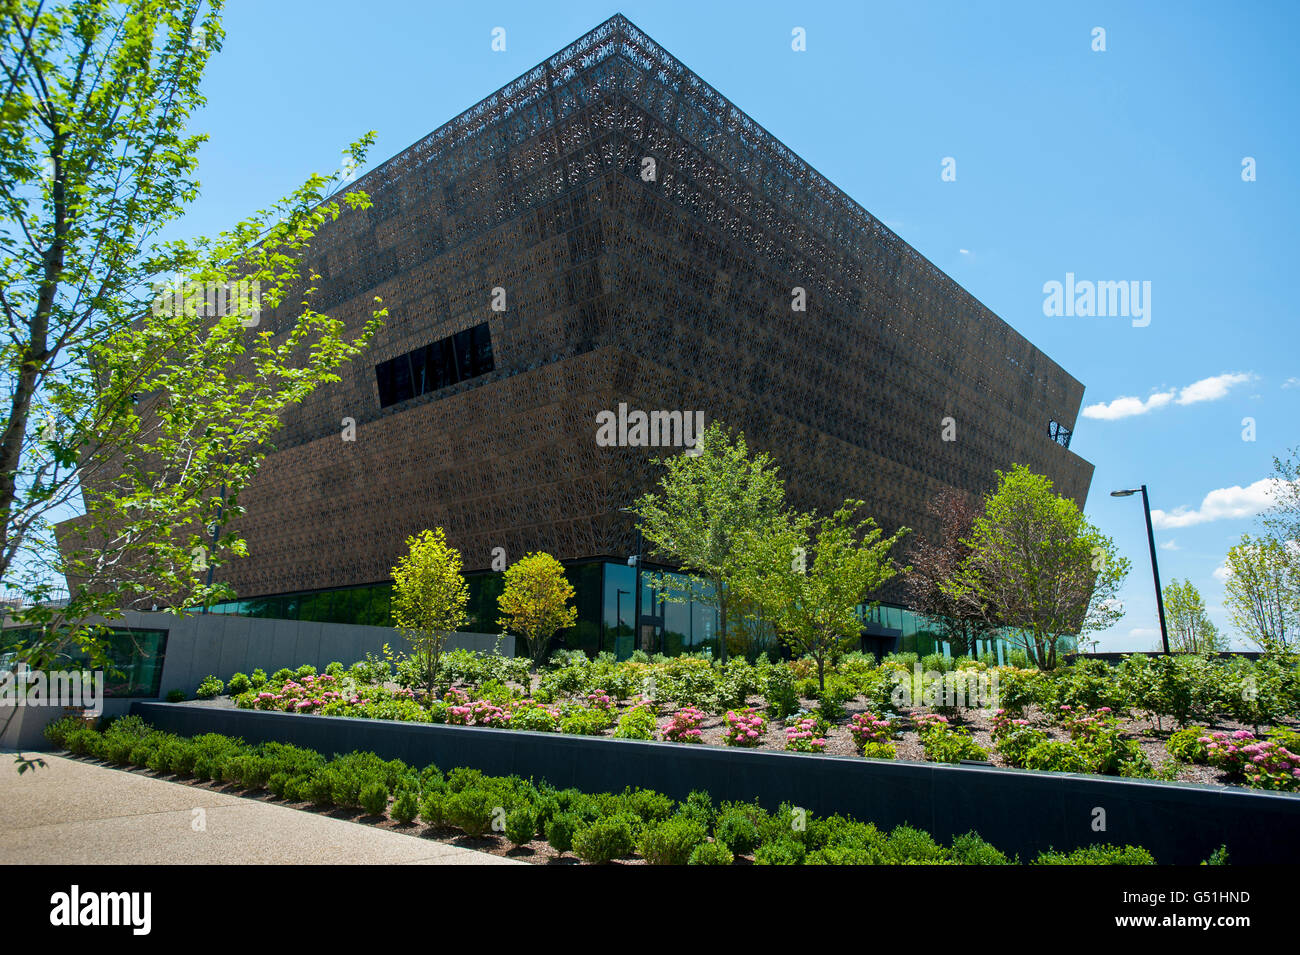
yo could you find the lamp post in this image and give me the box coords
[1111,485,1170,654]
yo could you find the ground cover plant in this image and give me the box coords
[42,715,1198,865]
[192,644,1300,792]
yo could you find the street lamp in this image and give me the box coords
[1111,485,1170,654]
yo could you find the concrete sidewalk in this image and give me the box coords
[0,752,523,865]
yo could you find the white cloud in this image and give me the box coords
[1213,563,1231,582]
[1283,377,1300,390]
[1082,372,1253,421]
[1081,391,1175,420]
[1175,372,1254,405]
[958,248,971,255]
[1129,627,1158,639]
[1159,539,1179,550]
[1150,478,1293,530]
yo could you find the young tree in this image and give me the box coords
[902,488,999,658]
[0,0,383,678]
[632,421,787,662]
[391,528,469,698]
[946,465,1129,670]
[497,551,577,675]
[1162,578,1228,653]
[1221,534,1299,651]
[733,502,909,691]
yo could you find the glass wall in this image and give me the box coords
[194,563,1070,663]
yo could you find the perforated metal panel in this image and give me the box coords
[211,14,1092,602]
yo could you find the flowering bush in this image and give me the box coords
[613,701,658,740]
[723,708,767,747]
[661,707,706,743]
[913,714,988,763]
[990,709,1033,741]
[784,717,827,753]
[1205,730,1300,791]
[1062,707,1118,741]
[848,713,892,750]
[511,701,561,733]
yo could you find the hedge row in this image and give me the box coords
[44,714,1221,865]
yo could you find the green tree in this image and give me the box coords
[733,502,909,691]
[947,464,1129,670]
[0,0,381,718]
[1222,534,1299,651]
[1162,578,1227,653]
[391,528,470,697]
[632,421,787,662]
[497,551,577,675]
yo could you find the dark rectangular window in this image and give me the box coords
[375,323,494,409]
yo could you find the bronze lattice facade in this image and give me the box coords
[204,14,1092,625]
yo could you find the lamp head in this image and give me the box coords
[1110,489,1140,498]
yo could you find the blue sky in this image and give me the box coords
[176,0,1299,650]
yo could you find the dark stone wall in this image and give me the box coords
[132,702,1300,865]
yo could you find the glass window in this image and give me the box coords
[602,562,636,657]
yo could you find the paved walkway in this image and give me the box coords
[0,751,522,865]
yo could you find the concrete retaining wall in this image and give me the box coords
[129,702,1300,865]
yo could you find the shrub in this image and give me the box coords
[559,705,611,736]
[165,689,186,703]
[1202,845,1230,866]
[677,790,715,830]
[420,791,446,826]
[511,702,561,733]
[637,816,707,865]
[860,741,897,760]
[42,715,88,749]
[714,805,762,855]
[817,678,856,721]
[250,668,268,689]
[505,806,537,847]
[392,789,419,824]
[723,707,766,747]
[64,727,102,756]
[1035,844,1156,865]
[784,717,827,753]
[763,663,800,719]
[573,814,636,863]
[227,672,252,695]
[620,786,676,825]
[360,781,389,816]
[295,664,317,679]
[661,707,705,743]
[950,831,1012,865]
[915,716,988,763]
[195,675,224,699]
[1022,739,1092,774]
[445,788,499,836]
[545,813,577,855]
[271,668,293,683]
[688,840,734,865]
[325,661,345,677]
[848,713,892,750]
[613,703,657,740]
[754,837,806,865]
